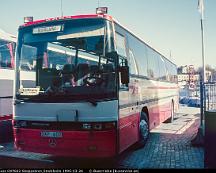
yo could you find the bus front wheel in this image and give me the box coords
[136,112,149,148]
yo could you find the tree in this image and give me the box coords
[196,65,216,82]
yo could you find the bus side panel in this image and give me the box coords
[118,110,139,153]
[0,97,13,143]
[0,115,13,143]
[147,99,172,130]
[0,70,14,143]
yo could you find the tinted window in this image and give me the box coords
[147,48,160,80]
[21,44,37,71]
[170,63,177,83]
[164,58,177,83]
[128,50,138,75]
[115,32,127,57]
[125,33,148,77]
[114,23,148,77]
[114,22,176,81]
[132,41,148,77]
[0,39,15,69]
[158,56,167,81]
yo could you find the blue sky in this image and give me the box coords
[0,0,215,68]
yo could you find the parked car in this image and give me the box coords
[179,97,190,105]
[187,98,200,107]
[179,96,200,108]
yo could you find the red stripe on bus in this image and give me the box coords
[118,113,139,153]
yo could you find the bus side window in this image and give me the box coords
[129,50,138,75]
[115,32,127,58]
[147,48,160,80]
[0,39,14,69]
[158,56,167,81]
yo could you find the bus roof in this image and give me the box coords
[20,14,113,28]
[20,13,176,67]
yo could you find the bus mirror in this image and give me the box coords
[120,66,129,85]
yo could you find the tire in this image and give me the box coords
[135,112,150,148]
[166,101,174,123]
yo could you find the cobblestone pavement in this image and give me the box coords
[117,106,204,169]
[0,106,204,169]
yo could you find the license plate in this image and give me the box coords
[41,131,63,138]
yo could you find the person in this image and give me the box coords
[61,64,78,87]
[62,73,77,87]
[45,76,62,94]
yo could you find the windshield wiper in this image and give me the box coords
[16,94,55,102]
[14,96,44,104]
[14,99,25,105]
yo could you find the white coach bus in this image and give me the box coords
[13,9,178,157]
[0,29,16,142]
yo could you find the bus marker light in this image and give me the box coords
[96,7,108,14]
[24,16,33,23]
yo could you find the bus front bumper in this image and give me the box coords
[14,128,117,158]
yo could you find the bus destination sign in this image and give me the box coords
[33,25,63,34]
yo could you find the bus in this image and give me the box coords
[13,10,179,158]
[0,29,16,143]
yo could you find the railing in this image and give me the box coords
[200,80,216,126]
[204,82,216,111]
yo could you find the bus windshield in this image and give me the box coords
[16,18,117,102]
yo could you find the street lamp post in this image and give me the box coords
[191,0,205,146]
[201,18,206,85]
[199,0,206,134]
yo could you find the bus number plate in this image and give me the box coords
[41,131,63,138]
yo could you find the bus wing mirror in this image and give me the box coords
[119,66,129,85]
